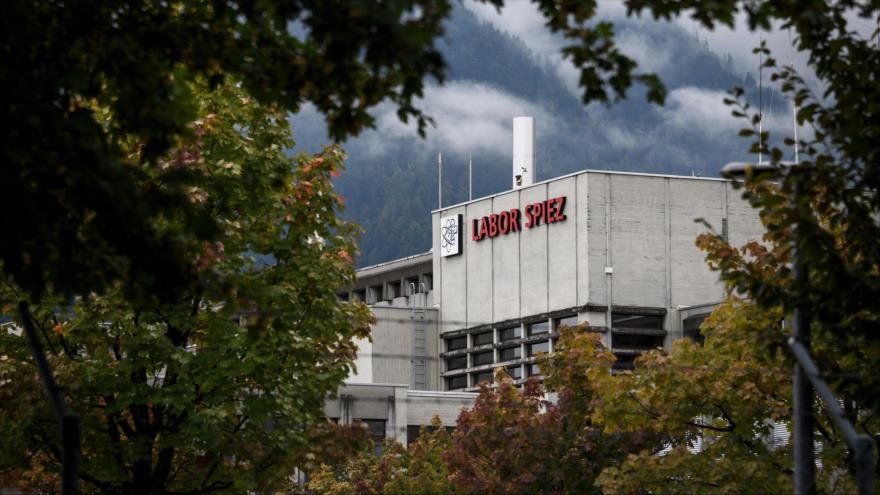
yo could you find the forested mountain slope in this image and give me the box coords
[290,5,789,267]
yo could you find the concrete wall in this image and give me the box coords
[433,170,766,335]
[325,384,477,445]
[368,307,439,390]
[433,175,584,332]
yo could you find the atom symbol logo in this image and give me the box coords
[441,217,459,252]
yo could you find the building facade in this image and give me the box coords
[331,167,765,448]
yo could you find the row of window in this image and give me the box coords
[443,315,578,390]
[341,274,434,304]
[446,339,551,372]
[445,315,577,353]
[446,362,542,390]
[443,311,674,381]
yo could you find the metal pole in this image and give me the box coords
[468,151,472,201]
[18,301,80,494]
[438,152,442,209]
[789,339,875,495]
[791,175,816,495]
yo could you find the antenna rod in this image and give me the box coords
[468,151,473,201]
[788,29,800,164]
[758,33,764,165]
[438,152,442,209]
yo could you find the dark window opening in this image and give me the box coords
[507,365,522,380]
[527,340,550,356]
[368,284,384,304]
[404,276,419,295]
[407,425,421,446]
[473,330,493,346]
[611,333,664,351]
[499,326,522,341]
[499,346,521,361]
[446,336,466,352]
[612,354,636,371]
[612,313,663,330]
[358,419,386,456]
[527,321,550,336]
[472,370,493,386]
[446,355,467,371]
[386,281,401,299]
[683,314,708,345]
[554,315,578,330]
[472,350,494,366]
[528,363,541,377]
[447,375,467,390]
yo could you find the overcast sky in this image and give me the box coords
[294,3,876,166]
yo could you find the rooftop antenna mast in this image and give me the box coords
[468,151,473,201]
[437,152,442,209]
[789,28,800,164]
[758,32,764,165]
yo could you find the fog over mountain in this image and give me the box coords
[289,4,799,267]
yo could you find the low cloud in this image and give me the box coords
[359,81,554,157]
[660,86,799,141]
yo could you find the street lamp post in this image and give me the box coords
[721,161,816,494]
[721,162,875,495]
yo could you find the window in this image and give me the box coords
[507,365,522,380]
[359,419,386,455]
[422,273,433,291]
[528,363,541,377]
[554,315,578,330]
[407,425,422,446]
[472,370,493,385]
[498,346,521,361]
[404,276,419,295]
[499,326,521,341]
[368,284,384,303]
[446,336,466,352]
[386,281,401,299]
[612,354,636,371]
[472,350,494,366]
[611,334,664,351]
[472,330,493,346]
[527,321,550,336]
[337,292,350,302]
[612,313,663,329]
[447,374,467,390]
[446,355,467,371]
[527,340,550,356]
[683,314,708,345]
[352,289,366,302]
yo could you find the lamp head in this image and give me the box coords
[721,161,797,179]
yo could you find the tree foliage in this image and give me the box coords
[0,81,372,493]
[671,0,880,482]
[309,418,454,495]
[2,0,667,301]
[309,328,653,495]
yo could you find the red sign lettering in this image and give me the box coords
[469,196,567,242]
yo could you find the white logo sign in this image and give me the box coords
[440,214,462,257]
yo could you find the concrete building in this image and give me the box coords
[330,119,765,448]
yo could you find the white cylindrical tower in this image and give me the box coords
[512,116,535,189]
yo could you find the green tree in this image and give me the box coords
[308,418,454,495]
[590,300,798,494]
[0,81,372,493]
[308,332,652,495]
[1,0,665,301]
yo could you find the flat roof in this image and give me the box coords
[431,168,729,214]
[355,251,432,278]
